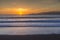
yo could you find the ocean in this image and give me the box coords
[0,15,60,35]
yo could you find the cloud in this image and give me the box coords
[57,0,60,2]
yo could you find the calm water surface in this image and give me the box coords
[0,27,60,35]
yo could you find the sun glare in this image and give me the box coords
[17,8,29,15]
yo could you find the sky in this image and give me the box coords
[0,0,60,15]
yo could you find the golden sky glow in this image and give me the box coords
[0,7,59,15]
[16,8,30,15]
[0,8,33,15]
[0,0,60,15]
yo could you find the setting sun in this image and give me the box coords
[16,8,29,15]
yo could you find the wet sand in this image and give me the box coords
[0,34,60,40]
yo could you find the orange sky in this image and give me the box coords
[0,0,60,15]
[0,7,59,15]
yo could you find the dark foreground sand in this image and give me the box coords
[0,34,60,40]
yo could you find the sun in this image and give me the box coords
[17,8,29,15]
